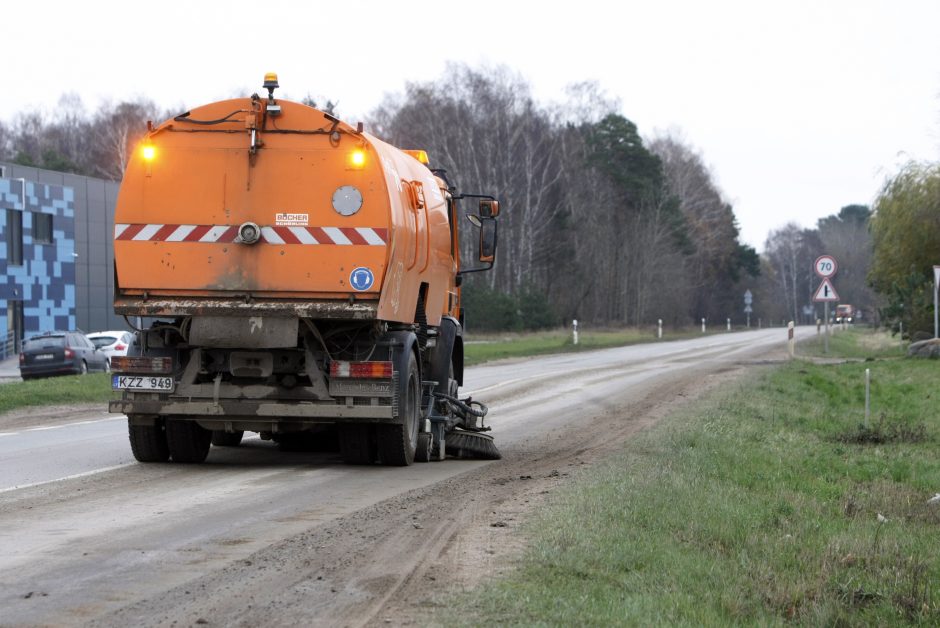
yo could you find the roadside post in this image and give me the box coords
[864,368,871,429]
[934,266,939,339]
[813,255,839,355]
[657,319,662,339]
[727,317,731,331]
[788,321,795,358]
[701,318,706,333]
[572,319,579,345]
[744,290,753,328]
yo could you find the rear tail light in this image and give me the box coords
[330,360,393,379]
[64,348,74,359]
[114,344,127,351]
[19,353,24,364]
[111,356,173,373]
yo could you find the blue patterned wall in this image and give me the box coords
[0,177,76,338]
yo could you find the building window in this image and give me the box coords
[6,209,22,266]
[33,212,53,244]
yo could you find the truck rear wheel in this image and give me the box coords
[339,424,377,464]
[128,418,170,462]
[378,351,420,466]
[166,418,212,463]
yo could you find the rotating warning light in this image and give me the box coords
[403,149,430,165]
[263,72,279,90]
[142,144,156,161]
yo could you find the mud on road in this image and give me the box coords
[88,350,785,628]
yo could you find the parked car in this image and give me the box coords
[19,331,110,379]
[86,330,134,366]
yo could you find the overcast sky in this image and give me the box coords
[2,0,938,251]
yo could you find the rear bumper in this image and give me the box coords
[20,363,80,377]
[109,398,394,422]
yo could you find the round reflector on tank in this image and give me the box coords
[332,186,363,216]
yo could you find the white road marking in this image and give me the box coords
[0,414,122,437]
[0,463,135,494]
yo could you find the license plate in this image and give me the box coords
[112,375,175,392]
[35,354,54,361]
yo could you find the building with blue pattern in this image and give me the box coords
[0,162,123,358]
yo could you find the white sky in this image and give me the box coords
[2,0,938,251]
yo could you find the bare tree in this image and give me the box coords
[764,223,808,324]
[91,99,161,180]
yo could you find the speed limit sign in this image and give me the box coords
[814,255,837,278]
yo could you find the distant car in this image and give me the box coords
[19,331,110,379]
[86,331,134,366]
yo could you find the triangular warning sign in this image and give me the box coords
[813,277,839,302]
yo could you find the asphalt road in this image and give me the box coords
[0,328,796,625]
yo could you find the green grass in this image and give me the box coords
[800,326,907,360]
[0,373,112,415]
[464,327,714,366]
[446,334,940,625]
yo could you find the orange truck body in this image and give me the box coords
[109,78,500,466]
[114,98,455,325]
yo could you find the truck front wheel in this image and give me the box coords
[211,430,244,447]
[166,418,212,463]
[378,350,420,466]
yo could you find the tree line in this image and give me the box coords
[7,64,925,334]
[371,64,760,330]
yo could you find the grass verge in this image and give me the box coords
[446,336,940,625]
[0,373,112,416]
[799,325,907,360]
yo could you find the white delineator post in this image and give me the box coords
[701,318,706,333]
[865,368,871,429]
[572,319,579,345]
[933,265,939,339]
[657,319,662,339]
[726,318,731,331]
[788,321,795,358]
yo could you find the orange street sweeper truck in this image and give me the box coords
[109,74,501,466]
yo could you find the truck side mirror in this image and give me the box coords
[479,199,499,218]
[479,217,497,263]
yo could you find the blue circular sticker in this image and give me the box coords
[349,267,374,291]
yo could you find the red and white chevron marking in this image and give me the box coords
[114,224,388,245]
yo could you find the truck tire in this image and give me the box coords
[166,418,212,463]
[378,350,420,466]
[414,432,433,463]
[128,418,170,462]
[211,430,244,447]
[339,424,377,464]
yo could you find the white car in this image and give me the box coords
[86,331,134,366]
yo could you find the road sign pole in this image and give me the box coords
[824,302,829,354]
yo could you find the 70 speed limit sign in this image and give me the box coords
[814,255,837,278]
